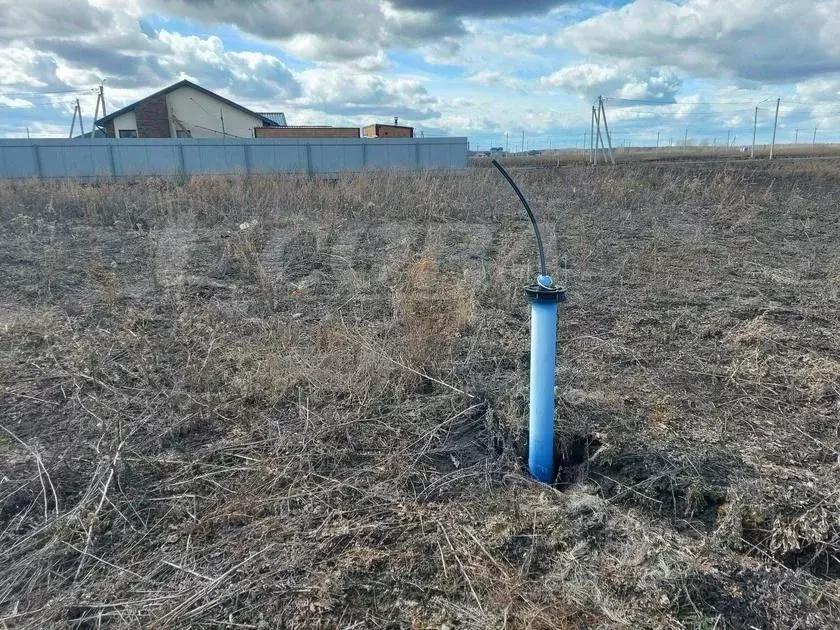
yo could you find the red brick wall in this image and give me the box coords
[135,94,171,138]
[255,126,360,138]
[362,124,414,138]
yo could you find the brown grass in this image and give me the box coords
[1,160,840,628]
[473,142,840,168]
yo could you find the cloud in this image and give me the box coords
[146,0,581,62]
[153,31,300,101]
[0,25,301,113]
[560,0,840,83]
[540,63,681,102]
[0,0,115,42]
[147,0,454,60]
[388,0,574,18]
[795,75,840,102]
[467,71,526,91]
[32,39,159,82]
[295,68,440,120]
[0,48,67,89]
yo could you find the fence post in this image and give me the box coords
[305,143,313,178]
[178,142,187,182]
[415,141,421,170]
[243,143,252,175]
[107,142,117,180]
[32,144,43,179]
[362,141,368,169]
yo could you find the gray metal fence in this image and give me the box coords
[0,137,468,180]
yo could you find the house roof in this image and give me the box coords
[258,112,287,126]
[95,79,282,128]
[74,129,109,139]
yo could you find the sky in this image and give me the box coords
[2,0,840,149]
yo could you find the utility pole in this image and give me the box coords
[598,96,615,165]
[89,84,107,137]
[69,99,84,138]
[656,131,660,149]
[751,106,758,158]
[521,130,525,153]
[505,132,509,153]
[590,107,596,164]
[795,129,799,144]
[684,128,688,147]
[594,105,604,164]
[769,97,780,160]
[727,129,731,147]
[813,127,818,145]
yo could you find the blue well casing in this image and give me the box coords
[526,274,566,483]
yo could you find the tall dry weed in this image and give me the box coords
[393,252,476,373]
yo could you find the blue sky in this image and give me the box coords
[2,0,840,148]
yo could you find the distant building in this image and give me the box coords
[363,124,414,138]
[95,80,284,139]
[255,126,360,138]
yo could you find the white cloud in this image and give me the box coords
[540,62,681,102]
[295,67,440,120]
[467,71,526,91]
[0,48,59,88]
[154,30,300,101]
[795,75,840,102]
[560,0,840,83]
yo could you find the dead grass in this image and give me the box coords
[1,160,840,628]
[472,143,840,168]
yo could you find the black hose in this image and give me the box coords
[491,159,547,277]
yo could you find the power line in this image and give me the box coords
[0,87,96,98]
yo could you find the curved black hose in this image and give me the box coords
[491,159,547,277]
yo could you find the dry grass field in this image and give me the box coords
[1,159,839,628]
[473,143,840,168]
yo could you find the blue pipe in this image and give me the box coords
[489,159,566,483]
[526,274,565,483]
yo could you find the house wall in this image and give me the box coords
[165,86,264,138]
[112,111,138,137]
[363,124,414,138]
[135,93,171,138]
[255,127,360,138]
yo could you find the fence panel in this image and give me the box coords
[0,137,468,180]
[0,144,40,178]
[114,142,182,177]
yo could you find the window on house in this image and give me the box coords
[176,129,192,138]
[118,129,138,138]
